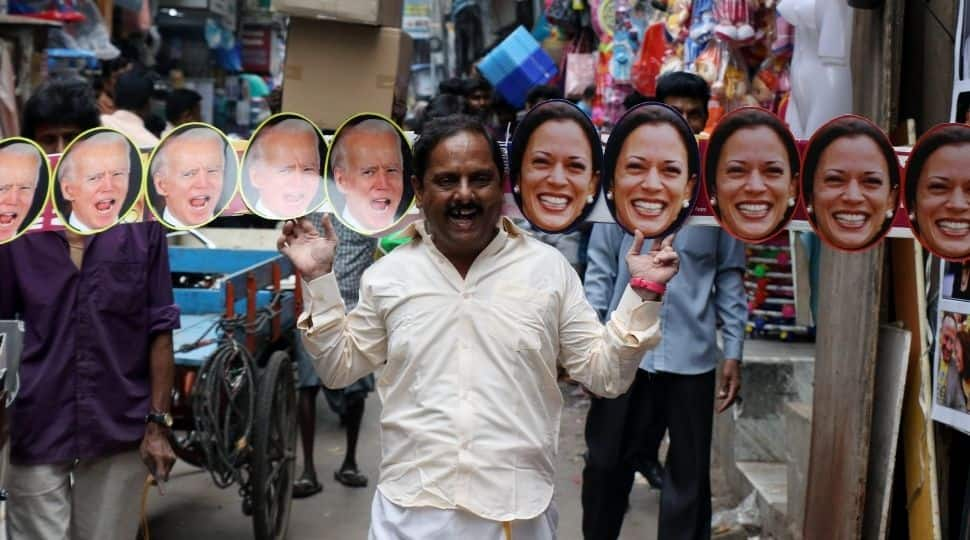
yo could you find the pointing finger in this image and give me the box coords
[628,230,645,257]
[320,214,337,240]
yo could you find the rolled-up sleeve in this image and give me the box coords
[146,223,180,333]
[559,264,661,398]
[298,270,387,389]
[715,233,747,361]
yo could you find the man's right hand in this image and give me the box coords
[276,215,338,281]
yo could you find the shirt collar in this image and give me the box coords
[405,216,523,259]
[68,212,93,233]
[162,207,187,228]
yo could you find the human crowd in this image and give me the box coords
[0,66,747,540]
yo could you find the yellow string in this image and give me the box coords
[503,521,512,540]
[140,475,153,540]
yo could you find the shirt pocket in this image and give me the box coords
[94,261,147,315]
[492,284,555,352]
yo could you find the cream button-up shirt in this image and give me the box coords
[298,218,663,522]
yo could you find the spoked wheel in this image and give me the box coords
[252,351,297,540]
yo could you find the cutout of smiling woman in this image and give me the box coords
[325,113,414,236]
[0,138,50,244]
[705,107,800,243]
[904,123,970,262]
[509,100,602,234]
[53,128,142,235]
[802,115,900,252]
[241,113,327,220]
[603,102,700,238]
[145,123,238,230]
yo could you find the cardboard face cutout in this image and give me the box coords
[705,107,800,242]
[603,102,700,238]
[904,123,970,262]
[325,113,414,235]
[0,139,50,244]
[145,123,238,230]
[801,115,900,252]
[508,100,603,234]
[241,113,327,220]
[53,128,143,235]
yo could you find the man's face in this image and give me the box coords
[333,130,404,231]
[0,149,40,241]
[60,139,130,230]
[249,126,321,218]
[35,123,85,154]
[467,89,491,116]
[663,96,708,135]
[154,134,225,226]
[414,130,503,263]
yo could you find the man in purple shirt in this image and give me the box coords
[0,78,180,540]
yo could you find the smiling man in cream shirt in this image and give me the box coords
[278,115,680,539]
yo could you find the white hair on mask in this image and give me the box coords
[0,141,42,182]
[150,126,226,178]
[248,117,320,165]
[330,118,402,171]
[58,131,130,185]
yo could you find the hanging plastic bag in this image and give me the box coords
[631,21,672,97]
[566,52,596,97]
[61,0,120,60]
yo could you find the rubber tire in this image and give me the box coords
[252,351,297,540]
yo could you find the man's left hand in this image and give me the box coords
[140,423,176,482]
[717,359,741,413]
[627,231,680,286]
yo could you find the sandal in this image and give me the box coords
[334,468,368,488]
[292,477,323,499]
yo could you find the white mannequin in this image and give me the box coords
[777,0,854,138]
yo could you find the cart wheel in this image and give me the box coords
[252,351,297,540]
[170,431,206,468]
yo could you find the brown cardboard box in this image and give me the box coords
[271,0,402,28]
[282,18,413,131]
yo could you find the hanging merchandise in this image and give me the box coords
[564,28,597,98]
[631,21,673,97]
[713,0,755,43]
[750,54,790,113]
[771,11,794,56]
[664,0,691,44]
[610,1,636,83]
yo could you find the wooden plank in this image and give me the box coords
[862,324,912,539]
[803,245,884,540]
[889,237,942,539]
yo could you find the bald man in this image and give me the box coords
[151,127,228,228]
[0,143,42,242]
[246,118,322,219]
[330,119,405,232]
[58,132,131,232]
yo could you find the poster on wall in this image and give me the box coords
[931,0,970,433]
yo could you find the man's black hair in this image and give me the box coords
[526,84,563,107]
[439,77,466,96]
[655,71,711,103]
[21,78,100,139]
[413,114,504,182]
[114,70,154,112]
[623,91,651,111]
[166,88,202,124]
[463,77,492,95]
[421,94,467,131]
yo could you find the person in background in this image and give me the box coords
[292,215,379,497]
[462,77,493,121]
[524,84,564,111]
[163,88,203,136]
[576,84,596,117]
[100,69,161,148]
[1,78,178,540]
[581,71,746,540]
[96,57,132,116]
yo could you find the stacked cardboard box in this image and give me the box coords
[277,0,412,131]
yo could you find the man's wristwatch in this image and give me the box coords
[145,411,173,429]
